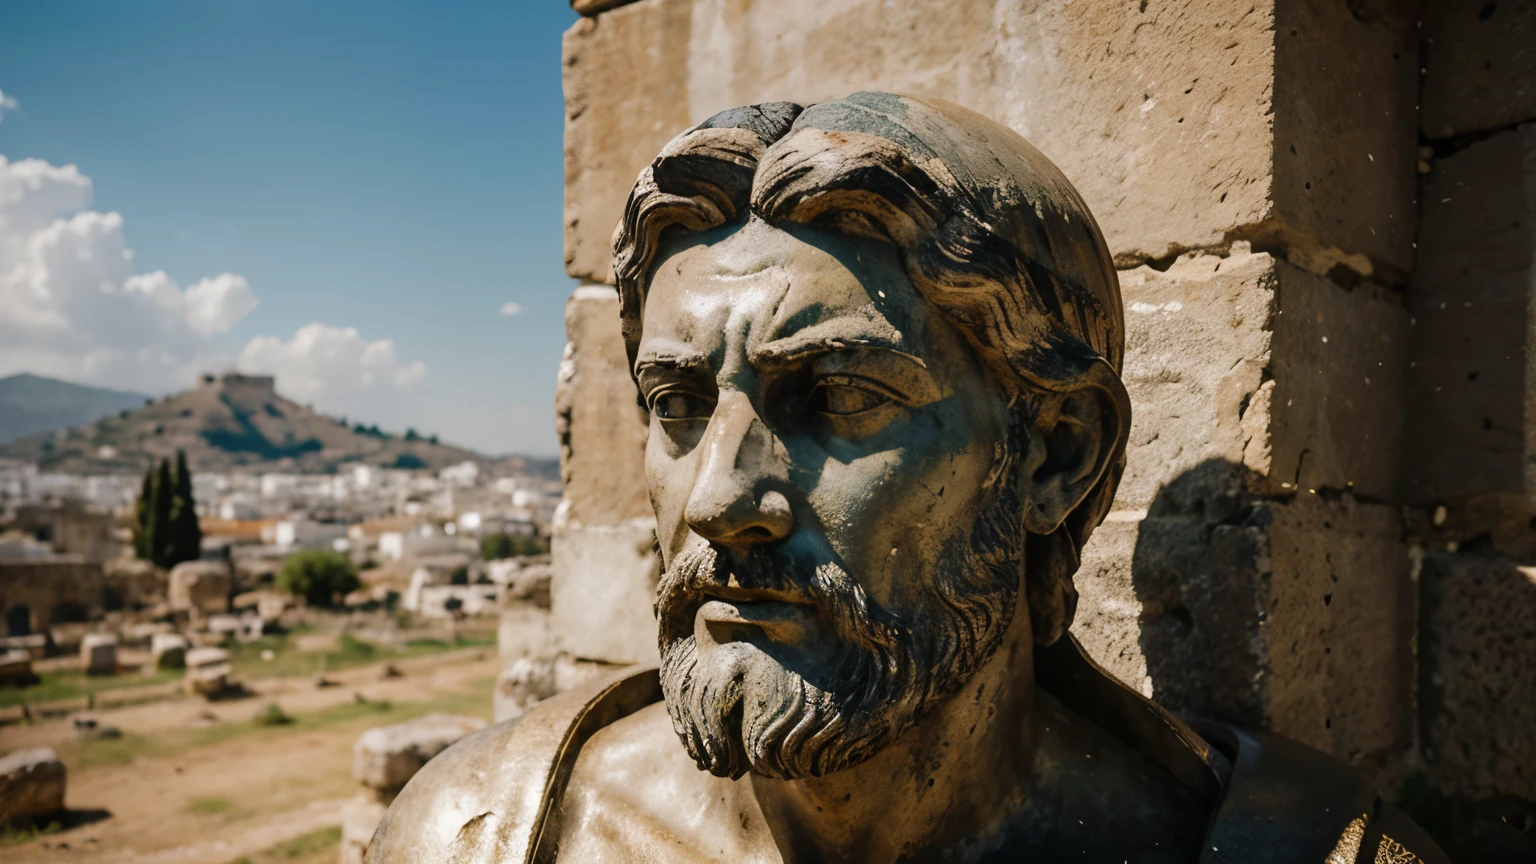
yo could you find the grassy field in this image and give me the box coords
[226,826,341,864]
[0,629,495,709]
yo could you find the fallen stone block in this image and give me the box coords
[184,646,234,697]
[79,633,118,676]
[493,656,560,724]
[0,648,37,687]
[0,746,65,826]
[352,713,487,800]
[150,633,188,670]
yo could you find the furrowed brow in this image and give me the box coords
[634,350,711,376]
[750,335,923,370]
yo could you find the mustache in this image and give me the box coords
[654,543,907,657]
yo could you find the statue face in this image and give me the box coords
[639,218,1025,780]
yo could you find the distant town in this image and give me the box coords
[0,370,561,696]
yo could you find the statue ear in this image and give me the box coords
[1018,374,1128,535]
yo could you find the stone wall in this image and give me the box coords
[551,0,1535,853]
[0,558,105,637]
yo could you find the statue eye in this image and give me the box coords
[652,391,713,421]
[811,381,889,416]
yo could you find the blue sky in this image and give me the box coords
[0,2,580,456]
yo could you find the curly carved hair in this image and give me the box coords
[611,91,1128,647]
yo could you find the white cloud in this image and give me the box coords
[0,148,427,423]
[499,301,523,316]
[0,90,17,123]
[184,273,259,338]
[0,153,265,393]
[235,323,427,417]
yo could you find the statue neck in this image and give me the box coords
[748,616,1038,864]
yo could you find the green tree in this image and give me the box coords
[138,459,175,568]
[165,449,202,568]
[276,550,360,608]
[480,532,515,561]
[133,465,154,560]
[404,428,421,442]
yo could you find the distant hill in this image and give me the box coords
[0,372,486,474]
[0,373,149,445]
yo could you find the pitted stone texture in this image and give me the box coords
[0,746,65,825]
[1405,124,1536,507]
[1264,494,1412,766]
[1420,553,1536,801]
[555,285,650,526]
[550,517,659,665]
[565,0,1275,282]
[353,713,487,798]
[1074,486,1411,766]
[1420,0,1536,140]
[1115,251,1405,509]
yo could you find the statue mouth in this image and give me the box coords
[697,597,813,645]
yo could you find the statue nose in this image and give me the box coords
[683,392,793,549]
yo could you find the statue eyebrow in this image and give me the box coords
[750,335,925,369]
[633,350,711,375]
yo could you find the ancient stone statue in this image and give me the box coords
[368,92,1452,863]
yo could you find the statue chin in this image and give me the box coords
[655,476,1025,782]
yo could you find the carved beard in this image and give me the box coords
[654,477,1024,781]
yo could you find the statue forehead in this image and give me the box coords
[638,220,931,358]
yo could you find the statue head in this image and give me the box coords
[612,91,1130,781]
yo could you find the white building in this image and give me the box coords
[273,517,349,551]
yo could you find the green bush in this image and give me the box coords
[276,550,360,608]
[480,532,549,561]
[252,702,294,726]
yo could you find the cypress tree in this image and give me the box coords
[167,449,201,568]
[148,458,174,568]
[133,465,154,560]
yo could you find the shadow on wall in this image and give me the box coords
[1129,458,1275,731]
[1120,458,1536,860]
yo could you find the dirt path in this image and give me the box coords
[0,647,494,752]
[1,651,500,864]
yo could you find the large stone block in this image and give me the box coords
[549,282,659,665]
[1420,0,1536,140]
[550,517,659,665]
[168,560,231,615]
[1270,0,1419,283]
[79,632,117,676]
[1116,249,1274,510]
[0,746,65,826]
[1115,248,1406,510]
[555,284,651,526]
[352,714,487,800]
[1268,262,1409,501]
[1405,124,1536,507]
[564,0,1417,283]
[1264,494,1413,766]
[1420,553,1536,801]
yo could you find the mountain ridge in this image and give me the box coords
[0,373,150,446]
[0,372,495,475]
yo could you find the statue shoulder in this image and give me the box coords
[1203,725,1455,864]
[365,665,662,864]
